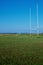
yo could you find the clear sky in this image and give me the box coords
[0,0,43,33]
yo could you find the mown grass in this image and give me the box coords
[0,34,43,65]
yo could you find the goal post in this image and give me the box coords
[30,8,31,36]
[37,3,39,36]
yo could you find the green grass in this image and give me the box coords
[0,34,43,65]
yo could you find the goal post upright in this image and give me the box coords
[30,8,31,36]
[37,3,39,36]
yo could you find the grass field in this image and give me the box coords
[0,34,43,65]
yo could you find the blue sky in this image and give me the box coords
[0,0,43,33]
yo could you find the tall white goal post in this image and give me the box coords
[37,4,39,36]
[29,4,39,36]
[30,8,31,36]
